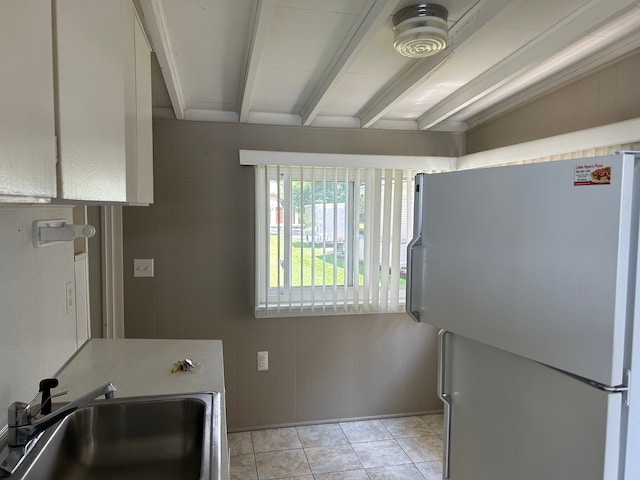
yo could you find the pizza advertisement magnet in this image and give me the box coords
[574,163,611,186]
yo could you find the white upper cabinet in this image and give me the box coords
[0,0,56,201]
[123,1,154,205]
[0,0,153,204]
[55,0,127,202]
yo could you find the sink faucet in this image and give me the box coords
[0,379,116,475]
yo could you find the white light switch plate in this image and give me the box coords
[134,258,154,277]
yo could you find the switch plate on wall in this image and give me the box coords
[134,258,154,277]
[257,351,268,371]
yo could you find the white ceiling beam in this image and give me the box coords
[239,0,274,123]
[359,0,515,128]
[300,0,397,126]
[417,0,640,130]
[464,28,640,130]
[359,47,452,128]
[138,0,185,119]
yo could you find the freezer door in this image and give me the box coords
[416,154,637,386]
[444,334,623,480]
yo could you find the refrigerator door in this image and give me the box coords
[407,173,425,322]
[444,333,623,480]
[411,154,638,387]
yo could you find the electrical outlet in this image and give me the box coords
[257,351,268,371]
[65,281,74,313]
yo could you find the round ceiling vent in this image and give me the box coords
[392,3,449,58]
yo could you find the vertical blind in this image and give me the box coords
[255,165,428,317]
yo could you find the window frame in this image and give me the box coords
[243,150,453,318]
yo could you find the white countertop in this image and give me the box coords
[55,338,229,479]
[56,338,225,399]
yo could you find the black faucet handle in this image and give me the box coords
[39,378,59,416]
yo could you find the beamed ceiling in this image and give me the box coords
[137,0,640,132]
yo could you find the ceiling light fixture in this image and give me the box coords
[392,3,449,58]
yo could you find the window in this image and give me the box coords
[254,164,423,317]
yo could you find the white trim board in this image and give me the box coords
[101,206,124,339]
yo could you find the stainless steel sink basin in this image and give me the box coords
[2,392,220,480]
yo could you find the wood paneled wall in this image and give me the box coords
[122,121,463,430]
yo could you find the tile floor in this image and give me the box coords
[229,414,444,480]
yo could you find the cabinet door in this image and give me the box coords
[134,13,154,204]
[123,0,154,204]
[55,0,127,202]
[0,0,56,200]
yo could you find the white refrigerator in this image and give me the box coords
[406,153,639,479]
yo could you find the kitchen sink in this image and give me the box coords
[1,392,220,480]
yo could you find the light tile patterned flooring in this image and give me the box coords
[229,414,444,480]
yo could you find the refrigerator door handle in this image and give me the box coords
[554,366,632,407]
[438,329,452,479]
[589,370,630,406]
[406,174,425,322]
[406,233,422,322]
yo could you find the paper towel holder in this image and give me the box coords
[33,219,96,248]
